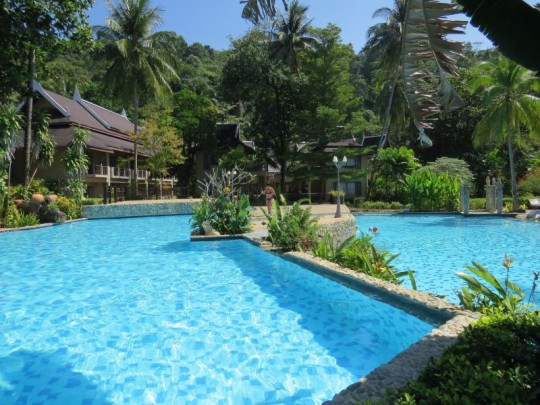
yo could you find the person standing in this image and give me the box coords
[263,184,276,212]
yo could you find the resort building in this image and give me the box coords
[12,82,176,200]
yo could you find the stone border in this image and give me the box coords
[283,252,480,403]
[82,201,198,219]
[0,218,88,233]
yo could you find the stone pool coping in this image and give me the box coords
[0,218,87,233]
[192,232,480,403]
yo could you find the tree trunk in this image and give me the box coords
[379,74,399,150]
[507,132,518,211]
[133,83,139,196]
[24,47,36,186]
[279,156,287,196]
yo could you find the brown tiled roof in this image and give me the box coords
[20,82,136,154]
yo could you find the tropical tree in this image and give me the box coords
[63,127,90,212]
[470,57,540,211]
[268,0,317,71]
[0,1,94,185]
[370,146,420,202]
[95,0,179,195]
[137,105,185,198]
[242,0,466,150]
[0,108,22,227]
[363,0,408,147]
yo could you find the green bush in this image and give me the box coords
[6,204,40,228]
[357,200,405,210]
[382,310,540,404]
[469,197,486,210]
[455,254,526,314]
[263,197,319,252]
[518,166,540,196]
[370,146,420,203]
[190,194,252,235]
[56,196,81,220]
[313,233,416,286]
[82,198,102,206]
[405,169,460,212]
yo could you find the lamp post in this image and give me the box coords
[333,155,347,218]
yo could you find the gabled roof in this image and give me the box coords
[323,135,382,153]
[19,82,136,154]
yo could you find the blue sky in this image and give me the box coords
[87,0,533,52]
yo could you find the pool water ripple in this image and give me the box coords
[1,216,433,404]
[356,214,540,305]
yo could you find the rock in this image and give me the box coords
[202,220,220,236]
[39,209,66,224]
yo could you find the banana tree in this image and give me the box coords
[241,0,466,148]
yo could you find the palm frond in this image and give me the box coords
[401,0,466,131]
[457,0,540,72]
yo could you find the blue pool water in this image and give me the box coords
[0,216,433,404]
[356,214,540,305]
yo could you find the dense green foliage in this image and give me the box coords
[405,169,460,212]
[455,255,526,314]
[519,166,540,196]
[56,196,81,220]
[470,57,540,210]
[262,198,319,252]
[371,147,420,203]
[383,310,540,404]
[425,157,473,185]
[313,233,415,286]
[191,194,252,236]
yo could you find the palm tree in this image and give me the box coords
[242,1,465,146]
[268,0,317,71]
[470,57,540,211]
[96,0,179,195]
[364,0,407,148]
[457,0,540,73]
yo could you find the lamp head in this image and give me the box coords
[343,156,347,163]
[333,156,338,163]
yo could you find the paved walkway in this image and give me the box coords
[248,203,350,233]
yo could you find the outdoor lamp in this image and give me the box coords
[333,155,347,218]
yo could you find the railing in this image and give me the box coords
[89,164,109,176]
[112,167,130,179]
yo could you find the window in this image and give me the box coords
[334,181,361,196]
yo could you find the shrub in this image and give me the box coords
[6,204,40,228]
[190,194,252,235]
[263,197,319,252]
[82,198,102,206]
[518,166,540,196]
[455,254,526,314]
[313,234,416,286]
[405,169,460,212]
[370,146,420,203]
[383,310,540,404]
[425,157,474,185]
[357,200,405,210]
[56,196,81,220]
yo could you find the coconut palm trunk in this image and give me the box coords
[507,131,518,211]
[23,47,36,186]
[133,82,139,196]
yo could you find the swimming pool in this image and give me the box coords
[356,214,540,305]
[0,216,433,404]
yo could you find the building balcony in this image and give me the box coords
[112,167,131,179]
[87,164,109,177]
